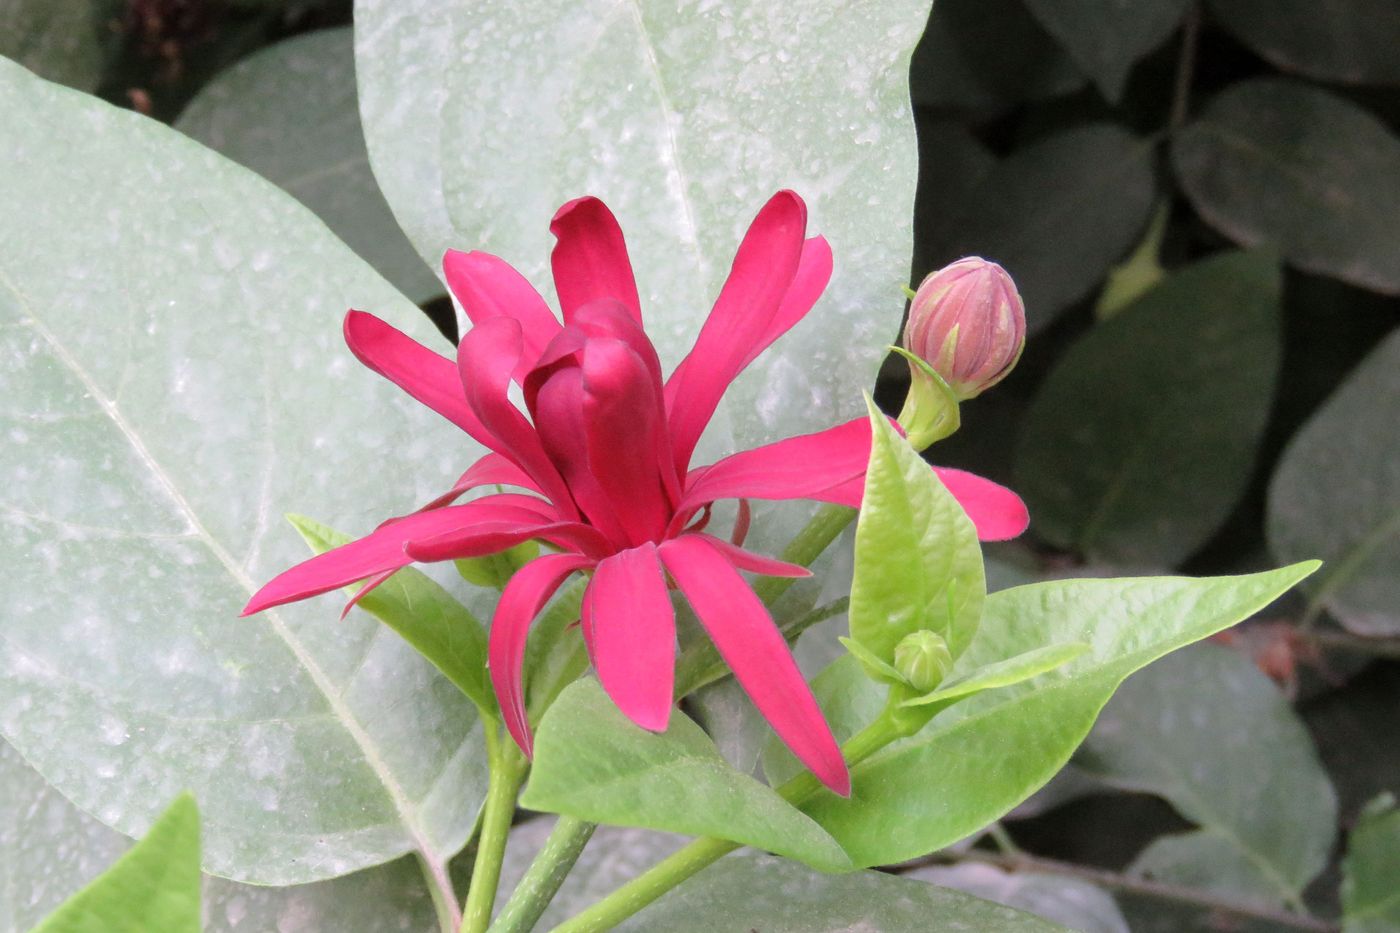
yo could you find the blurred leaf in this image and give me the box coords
[520,678,851,872]
[911,0,1086,116]
[1021,0,1190,101]
[0,57,488,883]
[1079,644,1337,908]
[1015,251,1281,567]
[685,676,769,775]
[0,0,108,92]
[289,515,494,714]
[1206,0,1400,86]
[909,863,1129,933]
[1342,795,1400,932]
[0,738,443,933]
[632,853,1065,931]
[1302,663,1400,821]
[849,403,984,664]
[799,564,1317,867]
[1173,78,1400,295]
[176,29,442,305]
[1268,328,1400,635]
[33,793,201,933]
[924,124,1158,333]
[355,0,930,466]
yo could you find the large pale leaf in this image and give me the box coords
[1015,251,1281,567]
[1206,0,1400,86]
[0,0,107,91]
[909,864,1128,933]
[1268,328,1400,636]
[33,794,201,933]
[354,0,929,460]
[1342,796,1400,933]
[849,404,984,664]
[798,564,1317,867]
[0,740,441,932]
[1079,644,1337,908]
[922,124,1158,332]
[1173,79,1400,294]
[0,56,489,883]
[1021,0,1190,100]
[520,678,851,872]
[175,28,442,305]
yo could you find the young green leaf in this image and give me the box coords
[849,398,985,665]
[34,794,201,933]
[900,643,1089,708]
[800,563,1319,867]
[520,679,852,873]
[288,514,495,715]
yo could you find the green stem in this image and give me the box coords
[550,711,905,932]
[490,816,598,933]
[419,851,463,933]
[463,724,528,933]
[752,504,857,605]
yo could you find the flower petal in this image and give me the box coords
[675,418,871,526]
[588,543,675,732]
[931,467,1030,541]
[443,249,562,374]
[658,535,849,796]
[413,454,549,513]
[458,316,578,518]
[664,191,808,472]
[405,517,612,562]
[489,553,595,757]
[241,500,551,616]
[687,533,811,578]
[343,310,490,442]
[550,196,643,326]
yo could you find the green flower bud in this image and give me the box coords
[893,630,954,693]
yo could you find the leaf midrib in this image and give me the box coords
[0,269,449,871]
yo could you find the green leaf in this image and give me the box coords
[519,679,851,872]
[923,124,1158,333]
[0,57,488,883]
[1080,644,1337,908]
[1021,0,1190,101]
[909,864,1128,933]
[761,654,887,788]
[0,737,444,932]
[288,514,494,714]
[1015,251,1281,567]
[175,29,442,305]
[901,643,1089,708]
[1342,795,1400,932]
[798,563,1318,867]
[849,400,984,665]
[1206,0,1400,86]
[0,0,108,92]
[1268,328,1400,635]
[910,0,1086,116]
[1173,78,1400,294]
[34,793,201,933]
[354,0,929,461]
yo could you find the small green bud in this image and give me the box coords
[455,540,540,589]
[893,631,954,693]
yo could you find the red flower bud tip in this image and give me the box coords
[903,257,1026,400]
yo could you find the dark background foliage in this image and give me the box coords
[4,1,1395,930]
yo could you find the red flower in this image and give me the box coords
[243,192,1028,796]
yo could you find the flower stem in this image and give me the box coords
[463,724,528,933]
[550,710,905,932]
[489,816,597,933]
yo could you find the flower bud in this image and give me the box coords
[903,257,1026,401]
[893,630,954,693]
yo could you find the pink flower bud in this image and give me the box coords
[903,257,1026,400]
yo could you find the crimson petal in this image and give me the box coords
[665,191,808,473]
[588,543,676,732]
[443,249,562,375]
[687,534,811,578]
[343,311,490,443]
[489,553,595,757]
[659,535,849,796]
[550,197,643,326]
